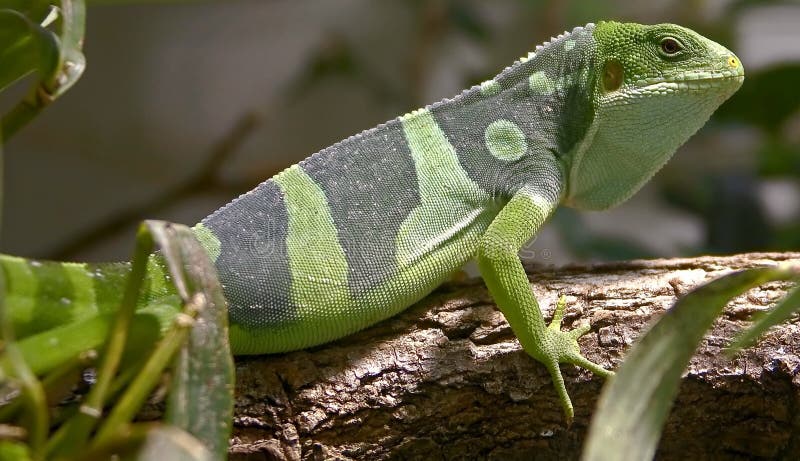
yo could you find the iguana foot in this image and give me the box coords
[536,296,613,424]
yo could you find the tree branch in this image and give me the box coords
[229,252,800,461]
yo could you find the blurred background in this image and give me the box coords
[2,0,799,266]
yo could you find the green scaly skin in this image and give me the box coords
[0,21,744,421]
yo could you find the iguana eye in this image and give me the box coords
[660,37,683,55]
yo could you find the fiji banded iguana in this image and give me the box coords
[1,21,744,421]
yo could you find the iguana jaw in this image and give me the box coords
[600,71,744,108]
[639,73,744,92]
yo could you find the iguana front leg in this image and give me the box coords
[477,189,612,423]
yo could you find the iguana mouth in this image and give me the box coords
[670,75,744,84]
[639,72,744,88]
[623,74,744,95]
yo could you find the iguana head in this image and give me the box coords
[564,22,744,210]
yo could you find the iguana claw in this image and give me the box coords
[539,295,614,424]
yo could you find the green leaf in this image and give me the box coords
[47,0,85,98]
[729,284,800,352]
[582,266,800,461]
[87,221,233,457]
[155,222,234,460]
[0,1,54,25]
[0,9,60,93]
[2,220,231,458]
[0,1,85,142]
[0,250,47,458]
[0,440,32,461]
[48,221,172,457]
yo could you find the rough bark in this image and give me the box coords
[228,252,800,461]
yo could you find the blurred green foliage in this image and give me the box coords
[0,0,85,142]
[1,6,232,460]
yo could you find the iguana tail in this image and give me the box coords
[0,254,180,341]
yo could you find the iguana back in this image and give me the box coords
[201,24,600,353]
